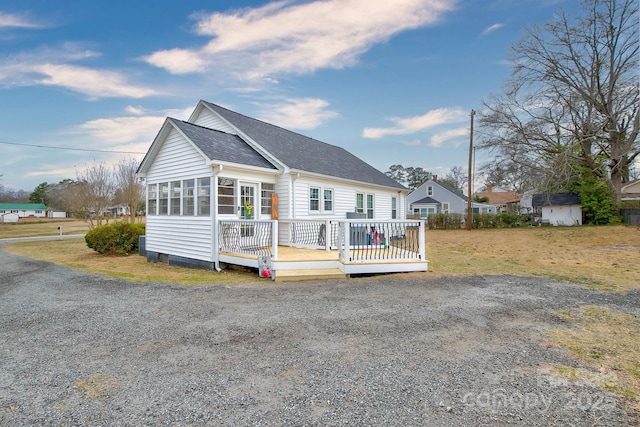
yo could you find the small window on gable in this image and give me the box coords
[427,186,433,196]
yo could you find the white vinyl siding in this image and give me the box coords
[145,216,213,262]
[144,128,214,260]
[191,109,237,134]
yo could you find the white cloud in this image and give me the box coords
[482,23,504,36]
[256,98,339,130]
[0,11,42,29]
[362,107,468,139]
[35,64,158,99]
[429,127,468,147]
[77,116,165,144]
[144,0,457,81]
[0,45,158,98]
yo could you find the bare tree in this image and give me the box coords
[75,161,114,228]
[114,157,144,223]
[479,0,639,201]
[441,166,467,192]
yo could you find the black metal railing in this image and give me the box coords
[337,220,423,262]
[218,220,274,256]
[280,220,339,249]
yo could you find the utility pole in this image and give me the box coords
[466,109,475,231]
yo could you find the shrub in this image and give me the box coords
[85,222,146,255]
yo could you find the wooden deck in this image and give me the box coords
[219,245,428,281]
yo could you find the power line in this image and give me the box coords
[0,140,146,155]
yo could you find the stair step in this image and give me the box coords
[274,268,347,282]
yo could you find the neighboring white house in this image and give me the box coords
[532,193,582,226]
[0,203,47,218]
[621,179,640,201]
[136,101,423,277]
[406,178,496,219]
[101,204,130,217]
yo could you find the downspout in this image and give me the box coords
[212,164,222,271]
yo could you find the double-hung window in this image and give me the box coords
[170,181,181,215]
[324,189,333,212]
[309,187,320,212]
[147,184,157,215]
[197,178,211,216]
[183,179,194,215]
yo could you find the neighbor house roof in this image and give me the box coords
[411,197,440,205]
[532,193,580,207]
[202,101,406,190]
[475,191,522,205]
[170,119,277,170]
[0,203,46,210]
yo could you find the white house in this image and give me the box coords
[532,193,582,226]
[136,101,426,279]
[406,178,496,219]
[621,179,640,201]
[0,203,47,218]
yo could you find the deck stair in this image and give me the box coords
[273,267,347,282]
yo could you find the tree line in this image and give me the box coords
[1,158,144,228]
[387,0,638,225]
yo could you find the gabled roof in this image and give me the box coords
[412,197,440,205]
[532,192,581,207]
[0,203,46,210]
[201,101,405,190]
[170,119,276,170]
[475,191,522,204]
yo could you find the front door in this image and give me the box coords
[240,184,257,220]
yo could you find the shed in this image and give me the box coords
[532,192,582,226]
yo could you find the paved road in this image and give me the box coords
[0,246,638,426]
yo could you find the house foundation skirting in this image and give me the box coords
[146,251,216,270]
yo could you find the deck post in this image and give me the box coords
[419,220,425,260]
[272,220,278,260]
[325,219,331,251]
[343,221,351,263]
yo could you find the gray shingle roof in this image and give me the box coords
[532,192,581,207]
[412,197,440,205]
[171,119,277,170]
[202,101,405,190]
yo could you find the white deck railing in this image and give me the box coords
[217,219,424,264]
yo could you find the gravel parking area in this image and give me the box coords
[1,247,639,426]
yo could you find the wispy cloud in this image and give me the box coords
[428,127,468,147]
[362,107,467,139]
[0,44,158,98]
[144,0,457,82]
[0,11,43,29]
[256,98,339,130]
[482,23,504,36]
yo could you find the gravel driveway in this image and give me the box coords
[1,246,639,426]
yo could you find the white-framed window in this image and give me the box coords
[183,179,194,216]
[356,193,364,214]
[197,178,211,216]
[391,197,397,219]
[324,189,333,212]
[170,181,181,215]
[427,186,433,196]
[158,183,169,215]
[442,202,449,213]
[309,187,320,212]
[147,184,157,215]
[366,194,374,218]
[261,183,275,215]
[218,178,235,215]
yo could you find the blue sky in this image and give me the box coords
[0,0,579,192]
